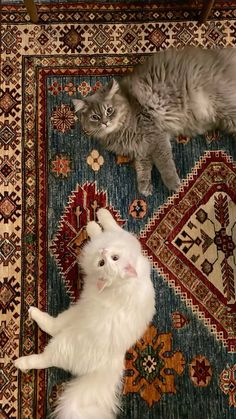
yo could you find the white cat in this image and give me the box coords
[15,208,155,419]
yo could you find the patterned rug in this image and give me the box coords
[1,1,236,418]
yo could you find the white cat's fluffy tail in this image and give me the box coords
[52,369,122,419]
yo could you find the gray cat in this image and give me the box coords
[73,47,236,196]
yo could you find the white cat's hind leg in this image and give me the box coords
[29,306,58,336]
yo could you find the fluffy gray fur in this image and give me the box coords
[73,47,236,195]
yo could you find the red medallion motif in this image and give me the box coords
[140,151,236,352]
[50,182,125,300]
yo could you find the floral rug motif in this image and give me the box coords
[124,325,185,406]
[1,1,236,418]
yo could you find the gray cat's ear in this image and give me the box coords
[86,221,102,238]
[72,99,87,113]
[106,79,119,99]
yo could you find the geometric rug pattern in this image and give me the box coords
[1,1,236,418]
[140,151,236,353]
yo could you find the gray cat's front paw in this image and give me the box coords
[138,181,153,197]
[164,176,181,192]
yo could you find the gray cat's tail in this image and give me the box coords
[51,370,122,419]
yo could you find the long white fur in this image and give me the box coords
[15,208,155,419]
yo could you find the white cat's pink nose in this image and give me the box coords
[101,248,108,256]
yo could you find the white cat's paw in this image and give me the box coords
[14,356,30,372]
[28,306,40,321]
[96,208,111,223]
[28,306,36,319]
[87,221,102,238]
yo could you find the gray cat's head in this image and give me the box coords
[73,79,129,139]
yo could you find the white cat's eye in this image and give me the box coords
[106,107,113,116]
[98,259,105,267]
[111,255,119,261]
[91,114,100,121]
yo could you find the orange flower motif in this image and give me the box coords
[51,104,77,133]
[92,81,103,92]
[87,149,104,172]
[189,355,212,387]
[48,81,62,96]
[77,81,91,97]
[64,82,76,96]
[129,199,147,219]
[176,134,190,144]
[124,325,185,406]
[51,155,72,177]
[171,311,189,329]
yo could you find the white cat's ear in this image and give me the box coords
[106,79,119,99]
[124,263,137,278]
[72,99,87,113]
[86,221,102,238]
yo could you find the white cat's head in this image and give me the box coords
[73,79,129,139]
[80,215,141,292]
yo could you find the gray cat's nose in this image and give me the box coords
[101,118,110,126]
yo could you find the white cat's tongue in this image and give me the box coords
[97,278,108,292]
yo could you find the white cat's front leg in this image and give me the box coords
[96,208,122,232]
[29,306,58,336]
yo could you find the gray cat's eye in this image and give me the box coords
[106,107,114,116]
[112,255,119,261]
[98,259,105,267]
[91,114,100,121]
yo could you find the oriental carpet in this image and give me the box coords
[0,1,236,418]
